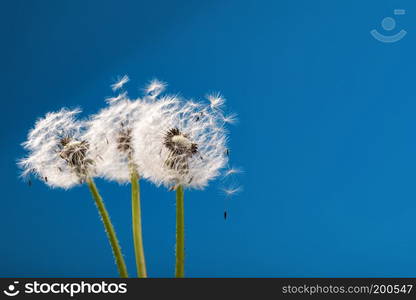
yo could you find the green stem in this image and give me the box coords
[86,177,129,278]
[131,170,147,278]
[175,185,185,278]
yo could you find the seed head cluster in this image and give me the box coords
[19,77,241,192]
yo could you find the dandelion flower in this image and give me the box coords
[19,108,91,189]
[83,84,150,277]
[134,97,229,190]
[133,85,235,277]
[84,94,142,183]
[18,108,129,278]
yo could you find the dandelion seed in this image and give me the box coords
[223,167,243,177]
[207,93,225,110]
[106,91,128,104]
[187,101,202,109]
[145,79,166,98]
[111,75,130,91]
[222,113,238,125]
[222,186,243,197]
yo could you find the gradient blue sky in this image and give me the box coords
[1,0,416,277]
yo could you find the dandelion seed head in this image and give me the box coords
[133,85,233,190]
[18,108,94,189]
[111,75,129,91]
[163,128,199,175]
[83,96,143,183]
[58,138,94,181]
[164,128,198,157]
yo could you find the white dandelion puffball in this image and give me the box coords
[19,108,95,189]
[83,78,173,183]
[133,90,231,190]
[83,93,142,183]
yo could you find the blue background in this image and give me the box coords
[1,0,416,277]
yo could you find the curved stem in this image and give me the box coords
[131,170,147,278]
[86,177,129,278]
[175,185,185,278]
